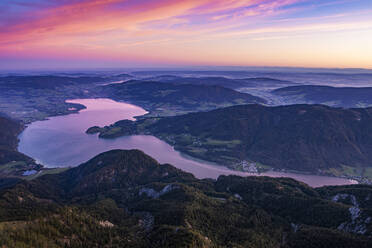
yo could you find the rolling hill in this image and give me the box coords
[99,80,266,117]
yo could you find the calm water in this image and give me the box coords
[18,98,357,187]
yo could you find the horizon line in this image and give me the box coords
[1,65,372,73]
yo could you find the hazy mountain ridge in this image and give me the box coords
[130,70,372,87]
[0,76,108,89]
[143,76,296,89]
[1,149,372,247]
[273,85,372,108]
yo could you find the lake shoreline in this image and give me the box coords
[18,98,358,187]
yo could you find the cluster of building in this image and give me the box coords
[238,160,259,173]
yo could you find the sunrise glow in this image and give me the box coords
[1,0,371,69]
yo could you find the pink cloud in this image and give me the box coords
[0,0,304,45]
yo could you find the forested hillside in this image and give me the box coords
[1,149,372,247]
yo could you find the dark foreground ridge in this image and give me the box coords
[1,149,372,247]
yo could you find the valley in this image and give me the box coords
[2,72,372,185]
[17,98,355,187]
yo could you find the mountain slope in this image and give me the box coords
[1,149,372,247]
[273,85,372,108]
[0,76,102,122]
[90,104,372,176]
[0,115,24,152]
[0,115,41,180]
[0,116,33,165]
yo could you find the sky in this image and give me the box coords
[0,0,371,70]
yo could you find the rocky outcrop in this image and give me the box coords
[139,184,179,199]
[333,193,371,235]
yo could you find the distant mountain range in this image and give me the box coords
[143,76,296,89]
[90,104,372,178]
[131,70,372,86]
[273,85,372,108]
[1,149,372,247]
[0,75,108,89]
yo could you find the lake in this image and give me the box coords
[18,98,357,187]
